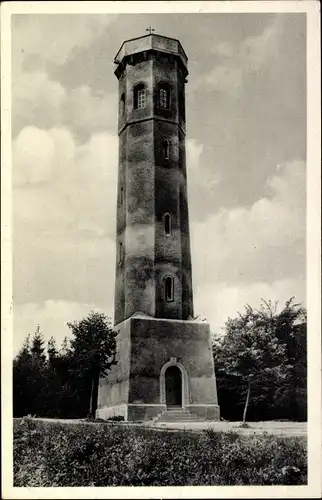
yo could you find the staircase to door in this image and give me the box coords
[154,407,206,423]
[159,364,205,422]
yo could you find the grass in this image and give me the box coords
[13,417,307,486]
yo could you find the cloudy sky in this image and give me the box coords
[12,12,306,354]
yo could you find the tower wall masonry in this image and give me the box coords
[98,33,219,421]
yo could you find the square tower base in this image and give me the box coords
[96,315,220,421]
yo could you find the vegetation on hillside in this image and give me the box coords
[14,417,307,486]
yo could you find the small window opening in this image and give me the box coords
[118,242,123,265]
[162,140,169,160]
[137,89,146,109]
[164,213,171,235]
[134,84,146,110]
[179,90,185,121]
[120,187,124,205]
[159,88,168,109]
[164,276,174,302]
[120,93,125,115]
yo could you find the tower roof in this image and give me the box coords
[114,33,188,70]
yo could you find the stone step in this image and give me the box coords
[159,412,191,416]
[155,407,206,423]
[157,416,205,422]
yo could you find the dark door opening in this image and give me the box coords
[165,365,182,407]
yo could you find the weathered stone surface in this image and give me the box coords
[97,34,219,421]
[114,34,192,324]
[97,317,220,421]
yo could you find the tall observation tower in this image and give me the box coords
[97,32,219,422]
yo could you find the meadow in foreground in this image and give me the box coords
[14,417,307,487]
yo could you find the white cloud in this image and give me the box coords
[12,15,118,67]
[65,86,118,134]
[205,65,243,93]
[211,42,235,58]
[13,127,56,185]
[13,127,118,310]
[13,300,108,356]
[13,71,66,132]
[186,138,204,169]
[201,16,283,93]
[12,16,118,137]
[240,16,282,72]
[194,278,305,334]
[13,126,76,186]
[13,73,117,138]
[191,159,305,286]
[13,126,118,231]
[186,138,220,218]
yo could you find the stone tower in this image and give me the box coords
[97,33,220,421]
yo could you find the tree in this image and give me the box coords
[13,316,117,419]
[13,327,48,416]
[67,311,117,419]
[60,336,71,354]
[272,299,307,420]
[13,335,32,416]
[214,298,307,422]
[47,336,58,365]
[215,322,288,424]
[30,325,46,363]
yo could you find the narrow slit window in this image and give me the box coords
[118,242,123,265]
[162,140,169,160]
[159,88,168,109]
[164,213,171,235]
[120,187,124,205]
[120,93,125,115]
[164,276,174,302]
[179,90,185,121]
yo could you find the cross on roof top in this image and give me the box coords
[146,26,155,35]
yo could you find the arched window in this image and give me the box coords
[120,93,125,115]
[164,276,174,302]
[162,140,169,160]
[134,84,146,110]
[164,213,171,235]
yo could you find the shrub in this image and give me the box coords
[13,418,307,486]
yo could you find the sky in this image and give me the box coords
[11,12,306,354]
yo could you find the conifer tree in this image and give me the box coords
[30,325,46,362]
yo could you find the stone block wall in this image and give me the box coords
[97,316,219,421]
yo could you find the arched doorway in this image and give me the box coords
[165,365,182,407]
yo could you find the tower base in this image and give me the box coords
[97,315,220,421]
